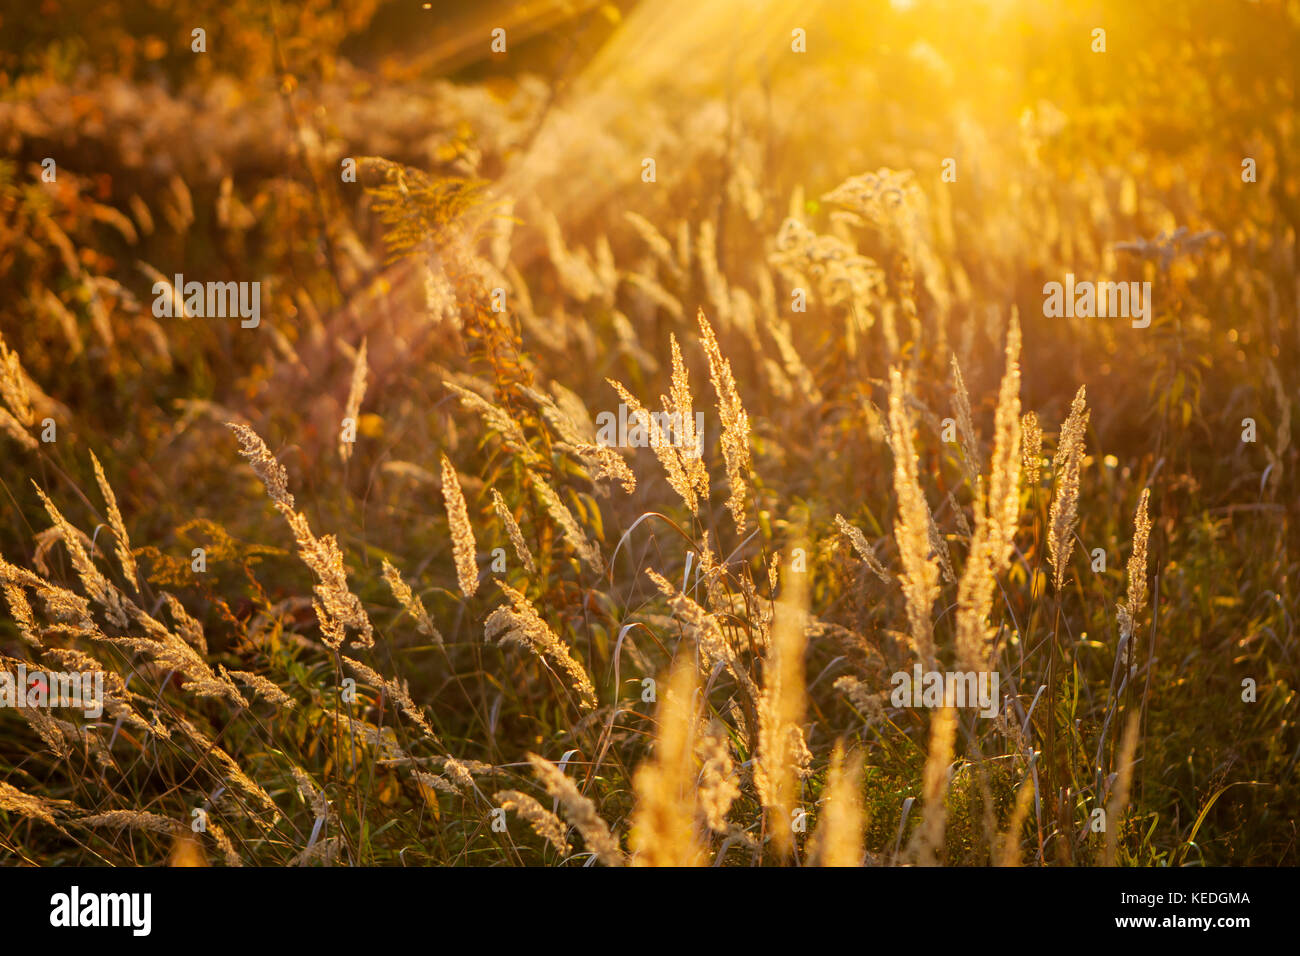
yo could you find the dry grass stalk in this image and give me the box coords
[696,308,751,533]
[954,315,1021,672]
[666,333,710,500]
[33,485,129,629]
[1047,386,1089,592]
[0,331,35,427]
[496,790,570,855]
[380,558,444,645]
[342,656,439,740]
[645,568,757,699]
[228,422,374,649]
[443,381,541,465]
[913,706,958,864]
[531,474,604,574]
[440,452,480,598]
[173,716,280,820]
[89,450,139,588]
[490,489,538,575]
[834,514,890,582]
[608,378,700,515]
[1117,488,1152,645]
[1021,411,1043,489]
[485,580,597,710]
[810,741,865,867]
[527,754,625,866]
[228,669,296,709]
[0,781,59,826]
[630,653,705,866]
[696,719,740,834]
[755,547,813,857]
[77,810,182,836]
[886,367,940,669]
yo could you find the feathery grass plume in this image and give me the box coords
[39,646,157,738]
[89,450,138,589]
[228,423,374,649]
[531,473,605,574]
[630,653,706,866]
[666,333,710,499]
[986,315,1023,561]
[32,485,129,630]
[380,558,444,645]
[835,514,890,583]
[886,367,940,669]
[697,308,752,533]
[118,601,247,708]
[926,501,955,584]
[414,770,462,796]
[443,381,541,465]
[1021,411,1042,489]
[77,810,182,836]
[172,716,280,821]
[440,453,480,598]
[1104,711,1142,865]
[1047,386,1089,591]
[291,766,330,820]
[163,593,207,655]
[3,579,41,647]
[696,719,740,834]
[525,385,636,493]
[339,337,367,464]
[0,781,59,826]
[755,546,813,857]
[810,741,865,867]
[913,706,958,865]
[203,820,242,867]
[527,753,625,866]
[485,579,597,710]
[834,674,888,723]
[227,670,295,709]
[1,552,95,631]
[645,568,757,700]
[955,314,1022,672]
[342,656,439,740]
[439,756,479,794]
[997,774,1037,866]
[1117,488,1152,645]
[950,354,982,485]
[947,490,973,540]
[490,489,538,575]
[17,698,69,757]
[608,378,700,515]
[495,790,570,855]
[0,331,35,427]
[0,404,37,449]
